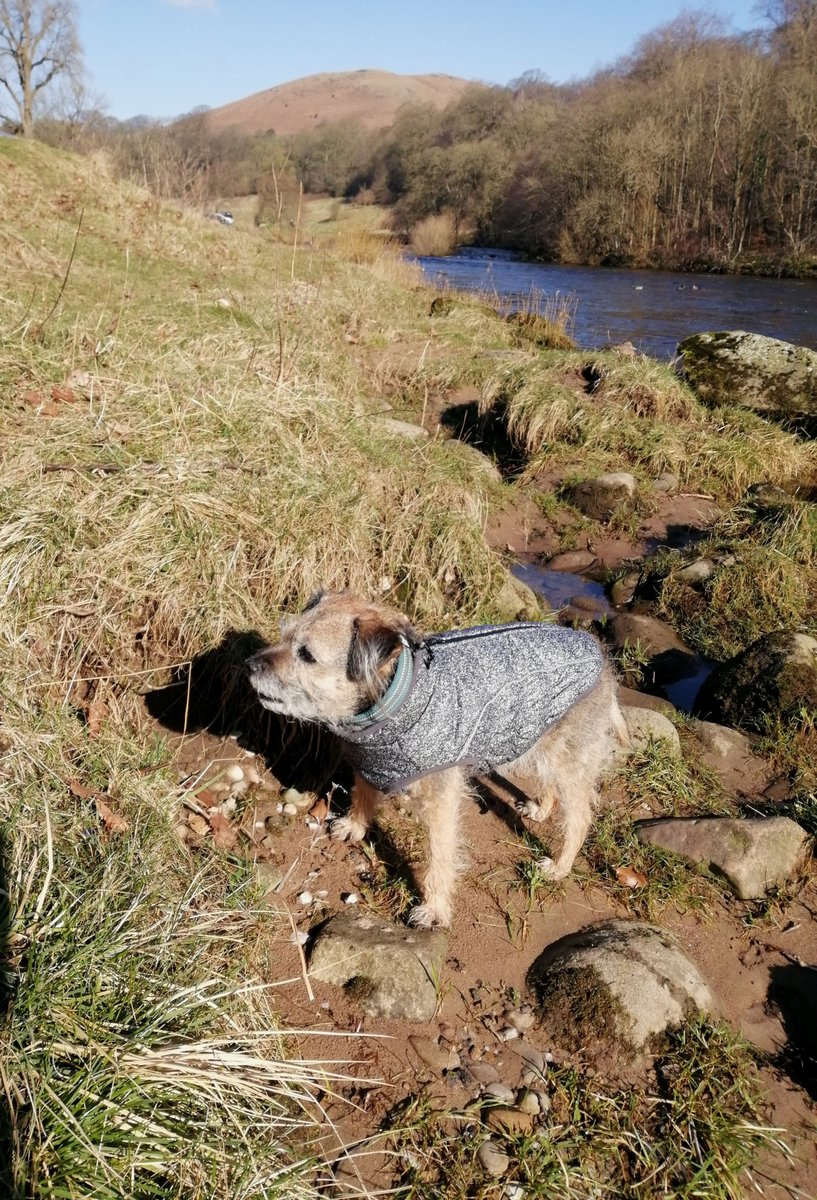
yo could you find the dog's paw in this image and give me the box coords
[408,901,451,929]
[516,798,551,823]
[534,855,570,881]
[329,816,367,844]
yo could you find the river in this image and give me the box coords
[413,247,817,359]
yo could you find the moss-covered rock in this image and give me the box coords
[678,330,817,419]
[693,630,817,730]
[528,920,713,1056]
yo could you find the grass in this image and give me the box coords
[410,211,458,257]
[386,1019,783,1199]
[650,497,817,660]
[479,350,817,500]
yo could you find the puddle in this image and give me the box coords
[659,659,714,714]
[513,561,614,616]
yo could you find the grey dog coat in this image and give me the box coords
[336,622,604,794]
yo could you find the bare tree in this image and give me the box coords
[0,0,82,137]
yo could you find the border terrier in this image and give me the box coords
[247,590,628,928]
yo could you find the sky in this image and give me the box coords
[76,0,767,121]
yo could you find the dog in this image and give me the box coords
[246,590,628,928]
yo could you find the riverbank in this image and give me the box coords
[1,142,815,1199]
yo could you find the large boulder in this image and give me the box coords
[693,630,817,731]
[308,911,447,1022]
[635,816,809,900]
[529,920,713,1056]
[678,331,817,419]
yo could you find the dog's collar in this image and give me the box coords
[344,637,414,729]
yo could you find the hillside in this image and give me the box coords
[205,68,470,135]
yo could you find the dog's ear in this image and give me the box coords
[347,612,415,701]
[302,589,325,613]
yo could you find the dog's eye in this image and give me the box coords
[297,645,316,664]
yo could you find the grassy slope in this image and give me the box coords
[0,140,515,1198]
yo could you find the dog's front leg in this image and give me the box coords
[331,774,382,843]
[408,770,466,929]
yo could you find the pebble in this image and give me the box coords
[289,931,309,946]
[504,1186,526,1200]
[225,764,245,783]
[282,803,298,816]
[342,892,359,905]
[282,787,312,810]
[187,814,208,837]
[305,817,321,831]
[507,1009,536,1032]
[409,1035,456,1075]
[477,1140,510,1178]
[486,1107,535,1136]
[245,765,261,785]
[499,1026,519,1042]
[535,1091,551,1117]
[297,891,313,906]
[516,1090,540,1116]
[255,862,284,893]
[468,1061,500,1085]
[508,1041,546,1073]
[483,1082,516,1105]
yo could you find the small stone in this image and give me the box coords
[245,765,261,785]
[652,471,678,494]
[504,1185,526,1200]
[506,1009,536,1033]
[534,1091,551,1117]
[342,892,359,905]
[290,931,309,946]
[297,891,313,906]
[483,1082,516,1105]
[619,708,681,757]
[255,862,284,893]
[225,764,245,783]
[499,1026,519,1041]
[507,1041,546,1074]
[477,1140,510,1178]
[282,803,298,816]
[187,814,208,837]
[547,550,597,573]
[486,1107,535,1135]
[516,1090,541,1116]
[409,1035,455,1075]
[305,817,321,831]
[610,571,640,607]
[691,720,752,758]
[674,558,715,584]
[467,1061,500,1085]
[282,787,312,809]
[571,472,637,521]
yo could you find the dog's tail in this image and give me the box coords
[612,696,632,750]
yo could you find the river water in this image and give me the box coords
[414,247,817,359]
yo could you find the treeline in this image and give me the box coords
[39,1,817,273]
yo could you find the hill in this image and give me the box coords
[205,68,471,135]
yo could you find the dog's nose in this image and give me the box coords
[245,651,264,676]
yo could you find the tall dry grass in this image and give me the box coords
[410,211,458,256]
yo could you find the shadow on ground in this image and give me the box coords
[768,963,817,1099]
[144,629,347,794]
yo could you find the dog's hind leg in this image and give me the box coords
[539,782,595,880]
[408,769,466,929]
[331,774,382,844]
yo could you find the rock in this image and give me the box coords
[690,720,752,759]
[673,558,715,585]
[620,707,681,756]
[635,816,809,900]
[377,417,429,441]
[477,1140,510,1178]
[610,571,641,607]
[607,612,698,686]
[506,1009,536,1033]
[409,1035,458,1075]
[693,630,817,731]
[484,1082,516,1105]
[617,686,676,716]
[429,295,455,317]
[678,331,817,419]
[468,1061,500,1085]
[571,472,637,521]
[528,920,713,1053]
[506,1040,546,1077]
[282,787,312,809]
[745,482,793,511]
[308,911,447,1022]
[494,572,543,622]
[449,440,502,483]
[547,550,597,573]
[255,861,285,894]
[486,1107,535,1135]
[652,472,679,494]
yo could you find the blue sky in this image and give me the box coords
[77,0,766,121]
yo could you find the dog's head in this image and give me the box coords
[246,590,418,725]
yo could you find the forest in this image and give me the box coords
[40,0,817,274]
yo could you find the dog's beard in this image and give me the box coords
[252,683,324,723]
